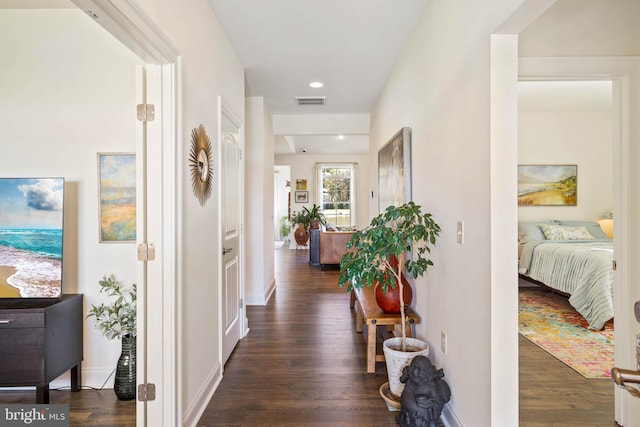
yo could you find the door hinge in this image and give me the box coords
[137,243,156,261]
[238,148,243,160]
[137,103,155,122]
[613,260,617,271]
[239,298,244,309]
[138,383,156,402]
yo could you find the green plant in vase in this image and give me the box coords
[87,274,137,400]
[303,204,327,230]
[338,202,440,350]
[280,215,291,241]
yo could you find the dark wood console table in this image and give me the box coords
[0,294,83,403]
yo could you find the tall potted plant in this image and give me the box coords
[338,202,440,397]
[291,204,327,245]
[87,274,137,400]
[290,209,311,245]
[303,204,327,230]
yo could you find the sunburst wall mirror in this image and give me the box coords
[189,124,213,205]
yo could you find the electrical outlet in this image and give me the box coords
[441,331,447,354]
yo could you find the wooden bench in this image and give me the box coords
[350,286,420,373]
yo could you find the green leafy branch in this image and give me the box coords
[87,275,137,340]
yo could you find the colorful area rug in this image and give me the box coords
[519,287,614,379]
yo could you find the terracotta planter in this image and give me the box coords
[293,224,309,245]
[383,337,429,399]
[374,278,412,314]
[374,255,412,313]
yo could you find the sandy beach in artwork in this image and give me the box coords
[0,265,20,297]
[0,244,62,298]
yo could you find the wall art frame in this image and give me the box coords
[378,127,411,212]
[295,191,309,203]
[518,164,577,206]
[98,153,136,243]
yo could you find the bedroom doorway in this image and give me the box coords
[517,78,616,423]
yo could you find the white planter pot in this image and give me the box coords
[383,337,429,398]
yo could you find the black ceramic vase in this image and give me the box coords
[114,334,136,400]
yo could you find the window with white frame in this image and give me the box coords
[317,163,356,227]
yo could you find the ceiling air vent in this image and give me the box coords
[295,96,326,106]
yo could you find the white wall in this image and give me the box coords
[519,0,640,56]
[369,1,534,425]
[518,111,613,221]
[245,97,275,305]
[275,153,370,229]
[368,0,638,425]
[0,9,142,387]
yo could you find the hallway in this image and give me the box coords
[199,247,399,426]
[199,246,617,426]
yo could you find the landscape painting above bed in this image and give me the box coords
[518,165,577,206]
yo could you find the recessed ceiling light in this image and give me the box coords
[309,81,324,89]
[337,135,345,140]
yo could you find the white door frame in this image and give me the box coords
[517,56,639,426]
[70,1,181,426]
[491,1,640,424]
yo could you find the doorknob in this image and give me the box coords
[612,301,640,398]
[612,368,640,398]
[223,247,232,255]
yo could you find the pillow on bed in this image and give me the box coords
[518,221,556,243]
[556,220,611,240]
[539,224,595,240]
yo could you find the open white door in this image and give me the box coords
[136,64,174,426]
[69,2,179,425]
[219,100,245,364]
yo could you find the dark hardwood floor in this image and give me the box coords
[0,247,619,426]
[199,247,398,426]
[519,332,616,427]
[0,387,135,426]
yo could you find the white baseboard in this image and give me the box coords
[264,277,276,304]
[182,361,222,427]
[0,368,117,394]
[78,368,117,390]
[442,404,463,427]
[245,277,276,306]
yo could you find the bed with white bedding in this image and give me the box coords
[518,220,614,330]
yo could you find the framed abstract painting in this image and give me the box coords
[378,127,411,213]
[98,153,136,242]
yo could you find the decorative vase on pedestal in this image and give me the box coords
[294,224,309,246]
[114,334,136,400]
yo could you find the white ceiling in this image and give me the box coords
[5,2,613,155]
[208,0,430,156]
[274,134,369,155]
[208,0,430,115]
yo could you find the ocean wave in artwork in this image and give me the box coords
[0,244,62,298]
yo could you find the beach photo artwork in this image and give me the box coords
[0,178,64,298]
[518,165,577,206]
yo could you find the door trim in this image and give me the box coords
[518,55,639,425]
[71,1,181,426]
